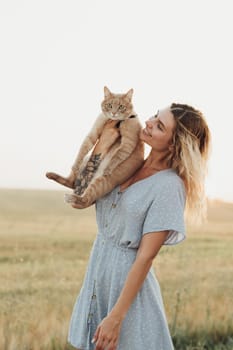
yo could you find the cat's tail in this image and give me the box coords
[46,171,76,189]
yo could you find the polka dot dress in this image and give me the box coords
[68,169,186,350]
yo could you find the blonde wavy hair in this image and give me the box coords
[168,103,211,223]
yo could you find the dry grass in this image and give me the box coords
[0,189,233,350]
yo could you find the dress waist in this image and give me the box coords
[96,233,138,255]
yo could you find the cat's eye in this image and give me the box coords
[107,103,112,109]
[119,105,125,111]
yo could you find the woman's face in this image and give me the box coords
[140,106,176,152]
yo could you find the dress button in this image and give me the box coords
[105,223,108,227]
[112,203,116,208]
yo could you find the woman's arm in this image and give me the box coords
[92,230,170,350]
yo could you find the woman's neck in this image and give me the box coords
[119,149,171,192]
[142,149,171,171]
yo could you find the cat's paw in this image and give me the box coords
[71,202,86,209]
[64,193,86,209]
[64,193,88,205]
[64,193,78,203]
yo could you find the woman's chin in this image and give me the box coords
[140,129,149,142]
[139,134,144,144]
[140,129,146,139]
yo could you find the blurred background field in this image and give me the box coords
[0,189,233,350]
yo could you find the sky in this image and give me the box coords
[0,0,232,202]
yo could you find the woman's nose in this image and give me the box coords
[145,119,153,127]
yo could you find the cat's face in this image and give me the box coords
[101,87,134,120]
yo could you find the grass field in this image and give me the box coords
[0,189,233,350]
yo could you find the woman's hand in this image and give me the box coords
[92,313,123,350]
[93,120,120,156]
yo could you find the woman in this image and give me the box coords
[67,103,211,350]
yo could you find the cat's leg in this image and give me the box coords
[65,153,102,207]
[103,137,136,176]
[66,175,113,208]
[46,115,107,188]
[103,118,142,176]
[75,154,102,195]
[46,134,100,189]
[72,114,107,172]
[69,141,144,208]
[71,136,97,173]
[66,121,120,207]
[46,135,97,189]
[46,169,76,189]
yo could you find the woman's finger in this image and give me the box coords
[95,335,106,350]
[107,341,117,350]
[105,120,120,128]
[92,325,100,344]
[101,337,109,350]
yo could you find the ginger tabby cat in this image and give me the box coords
[46,87,144,208]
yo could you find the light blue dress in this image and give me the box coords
[68,169,186,350]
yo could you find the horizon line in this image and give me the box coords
[0,186,232,205]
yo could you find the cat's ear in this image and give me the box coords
[125,88,134,100]
[104,86,112,98]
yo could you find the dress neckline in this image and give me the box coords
[118,168,174,194]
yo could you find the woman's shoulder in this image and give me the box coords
[153,169,186,196]
[156,168,184,184]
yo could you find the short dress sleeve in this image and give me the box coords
[142,177,186,245]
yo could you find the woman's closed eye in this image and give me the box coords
[149,116,163,131]
[157,123,163,130]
